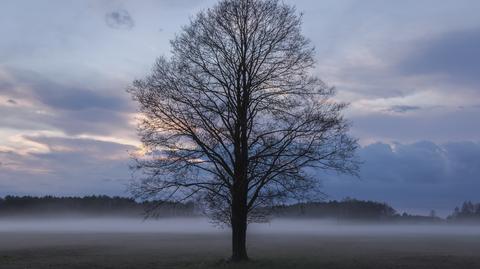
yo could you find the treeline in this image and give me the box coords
[0,195,195,218]
[447,201,480,222]
[1,196,404,220]
[273,198,397,220]
[2,195,470,222]
[273,198,443,222]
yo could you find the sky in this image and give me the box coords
[0,0,479,216]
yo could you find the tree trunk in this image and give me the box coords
[230,70,250,262]
[231,199,248,261]
[230,162,248,261]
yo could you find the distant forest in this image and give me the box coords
[0,195,194,218]
[0,195,477,222]
[447,201,480,222]
[273,198,441,223]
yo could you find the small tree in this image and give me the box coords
[129,0,358,261]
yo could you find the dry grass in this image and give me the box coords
[1,229,480,269]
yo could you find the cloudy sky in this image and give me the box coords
[1,0,479,216]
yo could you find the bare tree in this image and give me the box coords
[129,0,358,261]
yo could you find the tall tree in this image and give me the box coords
[129,0,358,261]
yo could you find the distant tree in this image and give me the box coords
[128,0,358,261]
[0,195,195,218]
[461,201,475,216]
[447,202,480,222]
[429,209,436,218]
[274,199,396,220]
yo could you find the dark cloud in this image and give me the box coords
[443,142,480,180]
[351,106,480,142]
[105,9,135,30]
[399,28,480,84]
[48,108,130,136]
[0,105,50,131]
[386,105,421,113]
[359,141,448,183]
[322,140,480,214]
[37,87,126,112]
[18,72,129,112]
[6,99,17,105]
[0,67,134,136]
[3,67,130,112]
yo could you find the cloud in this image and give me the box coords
[0,67,135,137]
[350,105,480,142]
[0,136,136,196]
[359,141,448,183]
[6,99,16,105]
[322,140,480,214]
[1,67,130,112]
[48,109,131,136]
[36,87,126,112]
[385,105,421,114]
[443,142,480,180]
[0,67,139,195]
[398,28,480,84]
[105,9,135,30]
[25,136,135,158]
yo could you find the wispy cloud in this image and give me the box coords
[386,105,421,114]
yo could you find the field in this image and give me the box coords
[1,219,480,269]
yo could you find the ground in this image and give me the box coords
[0,219,479,268]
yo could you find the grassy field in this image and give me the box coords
[1,219,480,269]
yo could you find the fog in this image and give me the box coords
[2,217,480,268]
[0,218,218,234]
[249,219,480,236]
[1,217,479,236]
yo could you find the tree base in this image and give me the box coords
[229,255,249,263]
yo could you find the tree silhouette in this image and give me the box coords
[274,199,396,220]
[1,196,410,221]
[128,0,357,261]
[448,201,480,221]
[0,195,195,218]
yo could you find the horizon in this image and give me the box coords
[0,194,465,218]
[0,194,474,220]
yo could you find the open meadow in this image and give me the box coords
[1,218,480,269]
